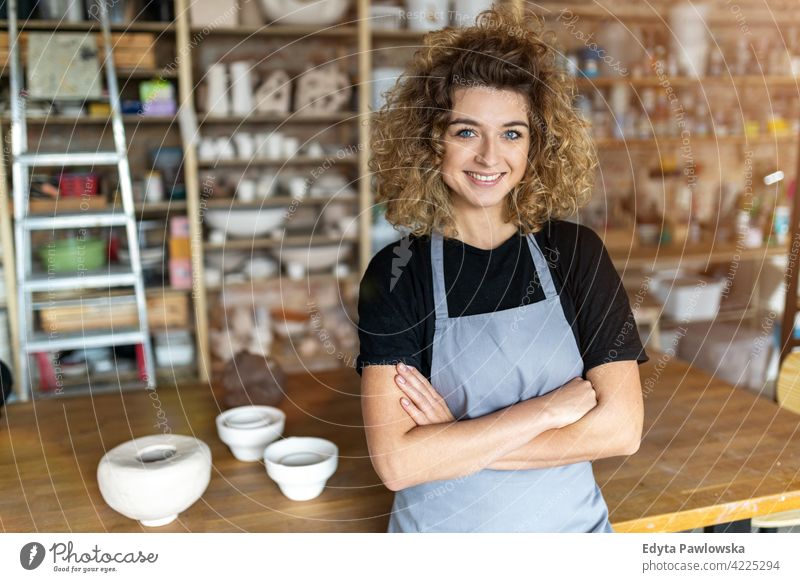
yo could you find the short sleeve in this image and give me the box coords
[563,225,649,370]
[355,242,425,376]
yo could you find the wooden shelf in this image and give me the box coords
[609,243,786,269]
[190,23,359,38]
[593,134,798,148]
[371,29,427,41]
[133,200,188,213]
[0,19,175,33]
[203,195,357,208]
[529,3,800,25]
[0,68,177,81]
[575,75,800,89]
[204,234,358,251]
[1,114,177,125]
[204,272,358,291]
[196,154,359,168]
[197,112,361,125]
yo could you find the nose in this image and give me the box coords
[474,136,500,167]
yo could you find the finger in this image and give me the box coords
[396,365,437,412]
[400,396,426,425]
[402,365,442,409]
[406,366,452,417]
[395,373,434,415]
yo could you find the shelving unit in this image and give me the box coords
[537,1,799,381]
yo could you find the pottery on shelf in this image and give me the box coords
[254,70,291,114]
[274,244,352,273]
[258,0,350,26]
[264,437,338,501]
[294,64,351,115]
[97,435,212,527]
[204,63,230,117]
[229,60,255,115]
[204,208,287,238]
[216,405,286,462]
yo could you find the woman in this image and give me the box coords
[357,4,647,533]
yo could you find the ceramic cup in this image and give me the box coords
[257,173,277,198]
[236,179,257,203]
[208,230,226,244]
[144,171,164,203]
[263,437,338,501]
[229,61,254,115]
[205,63,230,117]
[265,133,284,160]
[287,176,307,200]
[305,142,324,157]
[282,136,300,158]
[233,133,255,158]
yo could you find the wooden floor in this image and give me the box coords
[2,358,800,532]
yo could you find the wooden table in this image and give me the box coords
[2,357,800,532]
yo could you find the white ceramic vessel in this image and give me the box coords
[204,208,287,238]
[275,244,351,272]
[217,406,286,461]
[97,435,212,527]
[263,437,338,501]
[259,0,350,26]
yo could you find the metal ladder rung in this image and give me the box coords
[24,212,128,230]
[15,152,122,167]
[25,329,147,353]
[24,267,138,292]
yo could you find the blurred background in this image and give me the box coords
[0,0,798,404]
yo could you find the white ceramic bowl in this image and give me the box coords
[259,0,350,26]
[216,406,286,462]
[275,244,351,272]
[204,208,287,238]
[263,437,338,501]
[97,434,212,527]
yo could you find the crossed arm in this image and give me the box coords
[360,359,643,491]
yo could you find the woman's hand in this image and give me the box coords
[540,377,598,428]
[394,362,455,426]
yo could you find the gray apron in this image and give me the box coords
[387,231,613,532]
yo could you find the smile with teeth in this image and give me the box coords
[465,171,505,184]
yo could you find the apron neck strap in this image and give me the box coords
[431,231,449,320]
[430,229,558,320]
[525,233,558,300]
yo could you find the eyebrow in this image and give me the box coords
[447,117,530,130]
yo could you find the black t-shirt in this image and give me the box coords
[356,219,649,379]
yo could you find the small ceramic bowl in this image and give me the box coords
[263,437,338,501]
[216,406,286,462]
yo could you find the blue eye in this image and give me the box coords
[454,128,524,140]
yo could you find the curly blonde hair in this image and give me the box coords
[368,3,596,238]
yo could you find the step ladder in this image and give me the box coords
[6,0,156,397]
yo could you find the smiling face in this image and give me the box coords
[440,86,531,218]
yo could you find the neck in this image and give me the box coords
[450,206,519,250]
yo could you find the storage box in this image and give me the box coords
[651,273,725,321]
[677,320,776,393]
[39,291,189,333]
[2,32,156,70]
